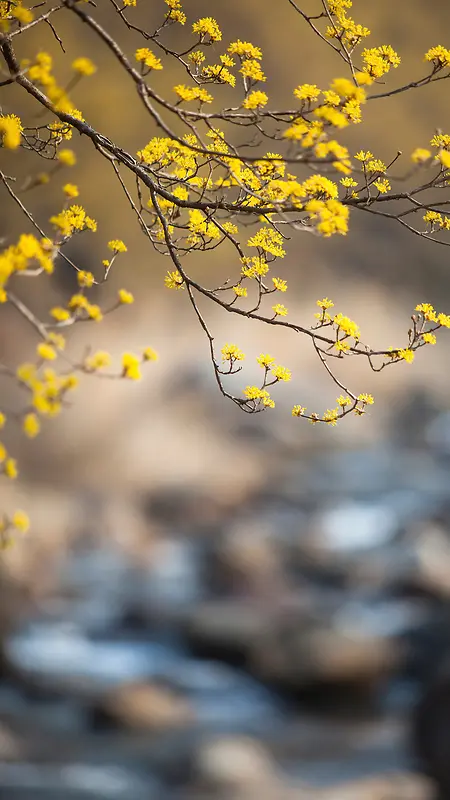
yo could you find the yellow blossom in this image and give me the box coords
[12,6,33,24]
[12,510,29,532]
[294,84,321,102]
[72,57,96,76]
[228,41,262,60]
[411,148,431,164]
[47,332,65,351]
[247,227,285,257]
[143,347,158,361]
[0,114,23,149]
[23,413,40,438]
[68,293,88,310]
[272,303,288,317]
[423,210,442,226]
[85,351,111,370]
[335,341,350,353]
[240,59,266,82]
[86,303,102,321]
[122,352,141,380]
[415,303,437,321]
[63,183,79,198]
[272,277,287,292]
[317,297,334,310]
[77,270,95,287]
[438,313,450,328]
[135,48,163,70]
[4,458,17,479]
[425,46,450,68]
[292,405,306,417]
[242,91,268,110]
[57,149,76,166]
[165,270,184,289]
[37,342,57,361]
[189,51,206,65]
[244,385,265,401]
[192,17,222,42]
[174,84,213,104]
[118,289,134,304]
[358,393,374,405]
[373,178,391,193]
[334,312,360,340]
[221,343,245,362]
[165,0,186,25]
[108,239,127,253]
[50,306,71,322]
[271,365,291,381]
[398,348,415,363]
[257,353,275,368]
[367,159,386,174]
[323,408,339,426]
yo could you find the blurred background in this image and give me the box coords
[2,1,450,797]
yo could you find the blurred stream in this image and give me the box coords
[4,412,450,798]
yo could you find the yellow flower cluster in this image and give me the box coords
[242,91,268,109]
[243,386,275,408]
[165,270,184,289]
[0,114,23,149]
[0,234,54,301]
[240,60,266,83]
[325,0,371,50]
[0,1,33,26]
[50,205,97,237]
[72,57,96,76]
[305,199,349,236]
[221,343,245,362]
[247,228,286,258]
[174,84,213,104]
[425,46,450,69]
[334,312,361,340]
[17,362,78,417]
[228,41,262,60]
[361,46,400,79]
[202,64,235,87]
[188,209,221,242]
[135,48,163,70]
[192,17,222,42]
[25,51,83,118]
[165,0,186,25]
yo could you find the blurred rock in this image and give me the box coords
[6,623,178,691]
[184,601,268,664]
[144,537,203,614]
[195,735,277,790]
[308,501,398,557]
[411,522,450,598]
[312,772,432,800]
[93,682,195,730]
[251,617,402,691]
[162,658,281,731]
[209,520,286,598]
[412,656,450,799]
[0,762,161,799]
